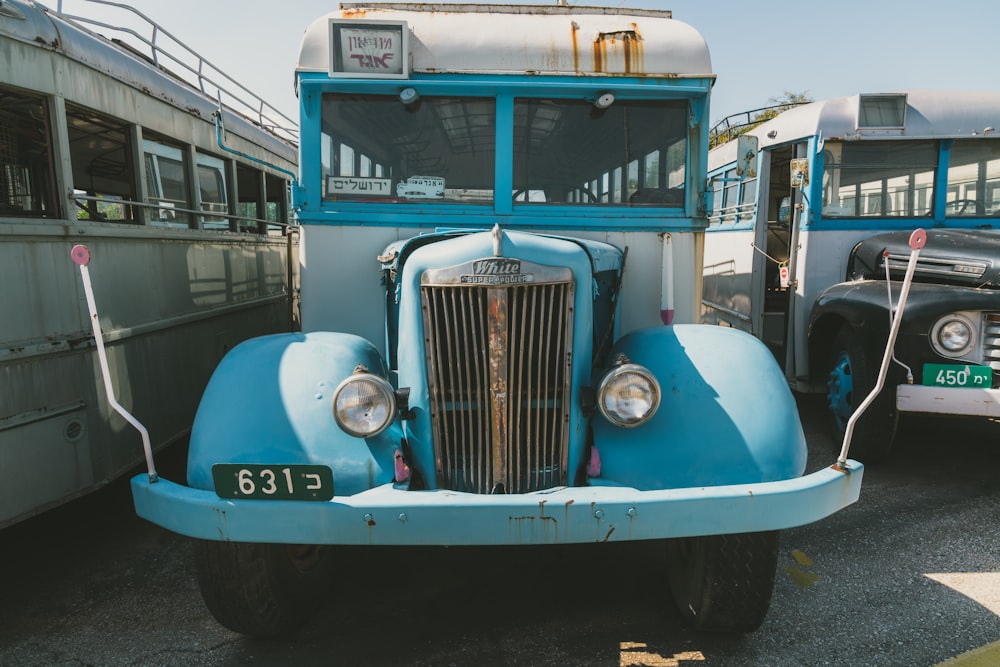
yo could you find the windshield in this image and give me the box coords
[514,98,687,206]
[322,94,495,203]
[320,93,688,207]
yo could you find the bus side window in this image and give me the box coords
[143,137,190,228]
[196,152,229,230]
[946,140,1000,217]
[237,164,263,232]
[264,172,289,234]
[66,104,136,223]
[0,85,56,218]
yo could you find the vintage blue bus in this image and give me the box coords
[128,3,863,637]
[703,91,1000,461]
[0,0,298,528]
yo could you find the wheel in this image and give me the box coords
[193,540,335,638]
[825,325,898,462]
[665,531,779,633]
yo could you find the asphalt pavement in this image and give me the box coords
[1,395,997,666]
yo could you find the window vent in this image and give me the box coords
[858,94,907,130]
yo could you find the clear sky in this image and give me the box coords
[53,0,997,129]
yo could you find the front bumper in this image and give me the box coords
[132,461,863,545]
[897,385,1000,417]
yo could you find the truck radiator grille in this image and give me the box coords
[421,275,574,494]
[984,313,1000,381]
[883,253,988,280]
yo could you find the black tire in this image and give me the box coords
[665,531,779,633]
[193,540,335,638]
[825,325,898,462]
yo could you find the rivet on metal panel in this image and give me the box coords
[363,513,375,526]
[626,507,637,518]
[594,508,604,519]
[398,513,408,522]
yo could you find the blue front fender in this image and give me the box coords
[593,324,806,489]
[187,332,400,496]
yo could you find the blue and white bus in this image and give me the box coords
[703,90,1000,460]
[0,0,298,528]
[129,3,863,637]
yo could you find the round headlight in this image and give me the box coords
[332,373,396,438]
[597,363,661,427]
[931,314,976,357]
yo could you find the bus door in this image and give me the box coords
[754,141,807,373]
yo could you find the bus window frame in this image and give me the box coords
[65,103,137,224]
[296,75,708,231]
[944,139,1000,217]
[195,151,230,230]
[0,84,58,219]
[820,139,938,219]
[143,136,192,228]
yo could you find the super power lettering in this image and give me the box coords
[473,259,521,275]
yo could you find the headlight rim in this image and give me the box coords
[596,362,661,428]
[331,372,397,438]
[930,313,977,358]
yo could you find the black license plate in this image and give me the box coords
[212,464,334,501]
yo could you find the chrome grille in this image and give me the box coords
[421,261,574,494]
[984,313,1000,379]
[883,253,988,280]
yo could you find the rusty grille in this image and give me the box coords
[421,278,575,494]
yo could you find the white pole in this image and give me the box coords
[72,245,158,482]
[837,229,927,465]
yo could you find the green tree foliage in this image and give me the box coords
[710,91,814,148]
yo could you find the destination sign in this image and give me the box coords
[329,20,408,78]
[327,176,393,196]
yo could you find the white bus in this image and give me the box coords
[703,90,1000,460]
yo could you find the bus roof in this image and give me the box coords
[296,3,713,79]
[710,90,1000,169]
[2,0,296,150]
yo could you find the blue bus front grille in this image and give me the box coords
[421,280,574,493]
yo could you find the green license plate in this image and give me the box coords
[212,464,334,501]
[922,364,993,388]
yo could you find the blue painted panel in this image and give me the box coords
[132,460,862,545]
[593,324,807,489]
[187,332,399,496]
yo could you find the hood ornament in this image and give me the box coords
[492,223,503,257]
